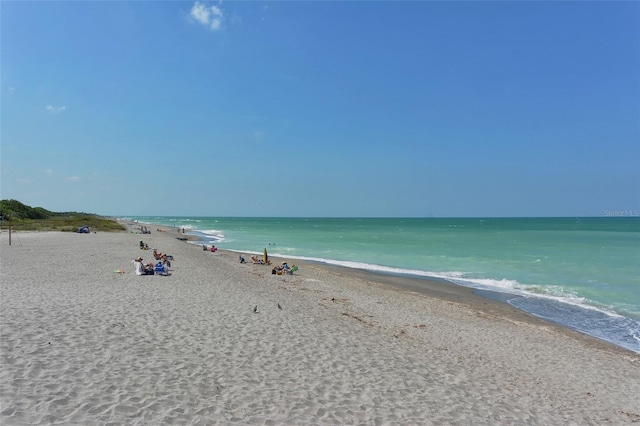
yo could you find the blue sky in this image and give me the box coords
[2,1,638,217]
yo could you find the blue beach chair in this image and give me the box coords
[154,262,168,276]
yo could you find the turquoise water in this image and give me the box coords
[127,216,640,353]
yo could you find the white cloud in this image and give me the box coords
[67,176,81,181]
[46,105,66,114]
[190,2,224,31]
[44,169,54,174]
[17,178,30,184]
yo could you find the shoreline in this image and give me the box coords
[180,224,640,355]
[2,226,639,424]
[292,257,638,356]
[137,219,639,358]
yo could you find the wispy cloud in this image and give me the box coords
[44,169,54,174]
[67,176,81,182]
[17,178,30,184]
[46,105,66,114]
[190,2,224,31]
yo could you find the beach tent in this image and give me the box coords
[77,226,90,234]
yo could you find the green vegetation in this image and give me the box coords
[0,199,125,232]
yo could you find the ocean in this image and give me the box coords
[127,216,640,353]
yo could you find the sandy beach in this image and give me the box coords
[1,226,639,425]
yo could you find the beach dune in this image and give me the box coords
[1,228,639,425]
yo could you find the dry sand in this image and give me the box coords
[1,226,639,425]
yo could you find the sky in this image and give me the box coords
[1,1,639,218]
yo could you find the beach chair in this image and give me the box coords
[286,265,298,275]
[154,262,168,276]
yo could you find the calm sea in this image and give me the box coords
[127,216,640,353]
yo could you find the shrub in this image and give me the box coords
[0,199,125,232]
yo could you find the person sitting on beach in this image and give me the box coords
[203,244,208,251]
[251,255,265,265]
[210,245,217,252]
[161,254,171,267]
[272,265,287,275]
[134,257,144,275]
[133,257,154,275]
[272,262,291,275]
[239,255,246,264]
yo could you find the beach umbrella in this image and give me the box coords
[263,248,268,264]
